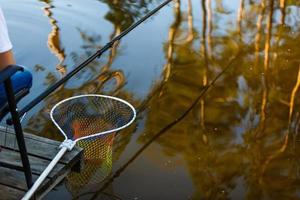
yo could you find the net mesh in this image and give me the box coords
[50,95,135,141]
[51,95,135,198]
[66,134,115,197]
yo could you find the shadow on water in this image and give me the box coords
[1,0,300,199]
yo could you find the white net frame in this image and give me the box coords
[50,94,136,143]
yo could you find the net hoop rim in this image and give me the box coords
[50,94,137,142]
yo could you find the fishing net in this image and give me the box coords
[66,134,115,197]
[50,94,136,142]
[50,94,136,198]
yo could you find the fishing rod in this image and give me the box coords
[7,0,174,124]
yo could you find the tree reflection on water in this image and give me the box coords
[127,0,300,199]
[20,0,300,199]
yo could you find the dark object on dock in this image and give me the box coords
[0,65,33,189]
[0,126,83,200]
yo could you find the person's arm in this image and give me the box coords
[0,50,15,71]
[0,6,14,71]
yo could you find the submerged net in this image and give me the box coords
[66,133,115,197]
[77,133,115,161]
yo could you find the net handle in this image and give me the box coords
[50,94,137,142]
[22,146,68,200]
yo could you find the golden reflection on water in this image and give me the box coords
[136,0,300,199]
[10,0,300,199]
[42,0,66,75]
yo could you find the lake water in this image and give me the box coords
[1,0,300,199]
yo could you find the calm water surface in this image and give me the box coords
[1,0,300,199]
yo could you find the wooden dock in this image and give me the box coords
[0,126,83,200]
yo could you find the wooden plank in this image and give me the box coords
[0,166,30,191]
[0,125,83,199]
[0,126,82,166]
[0,147,80,199]
[0,166,51,191]
[0,166,57,200]
[0,147,64,178]
[0,126,61,146]
[37,168,71,200]
[0,184,24,200]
